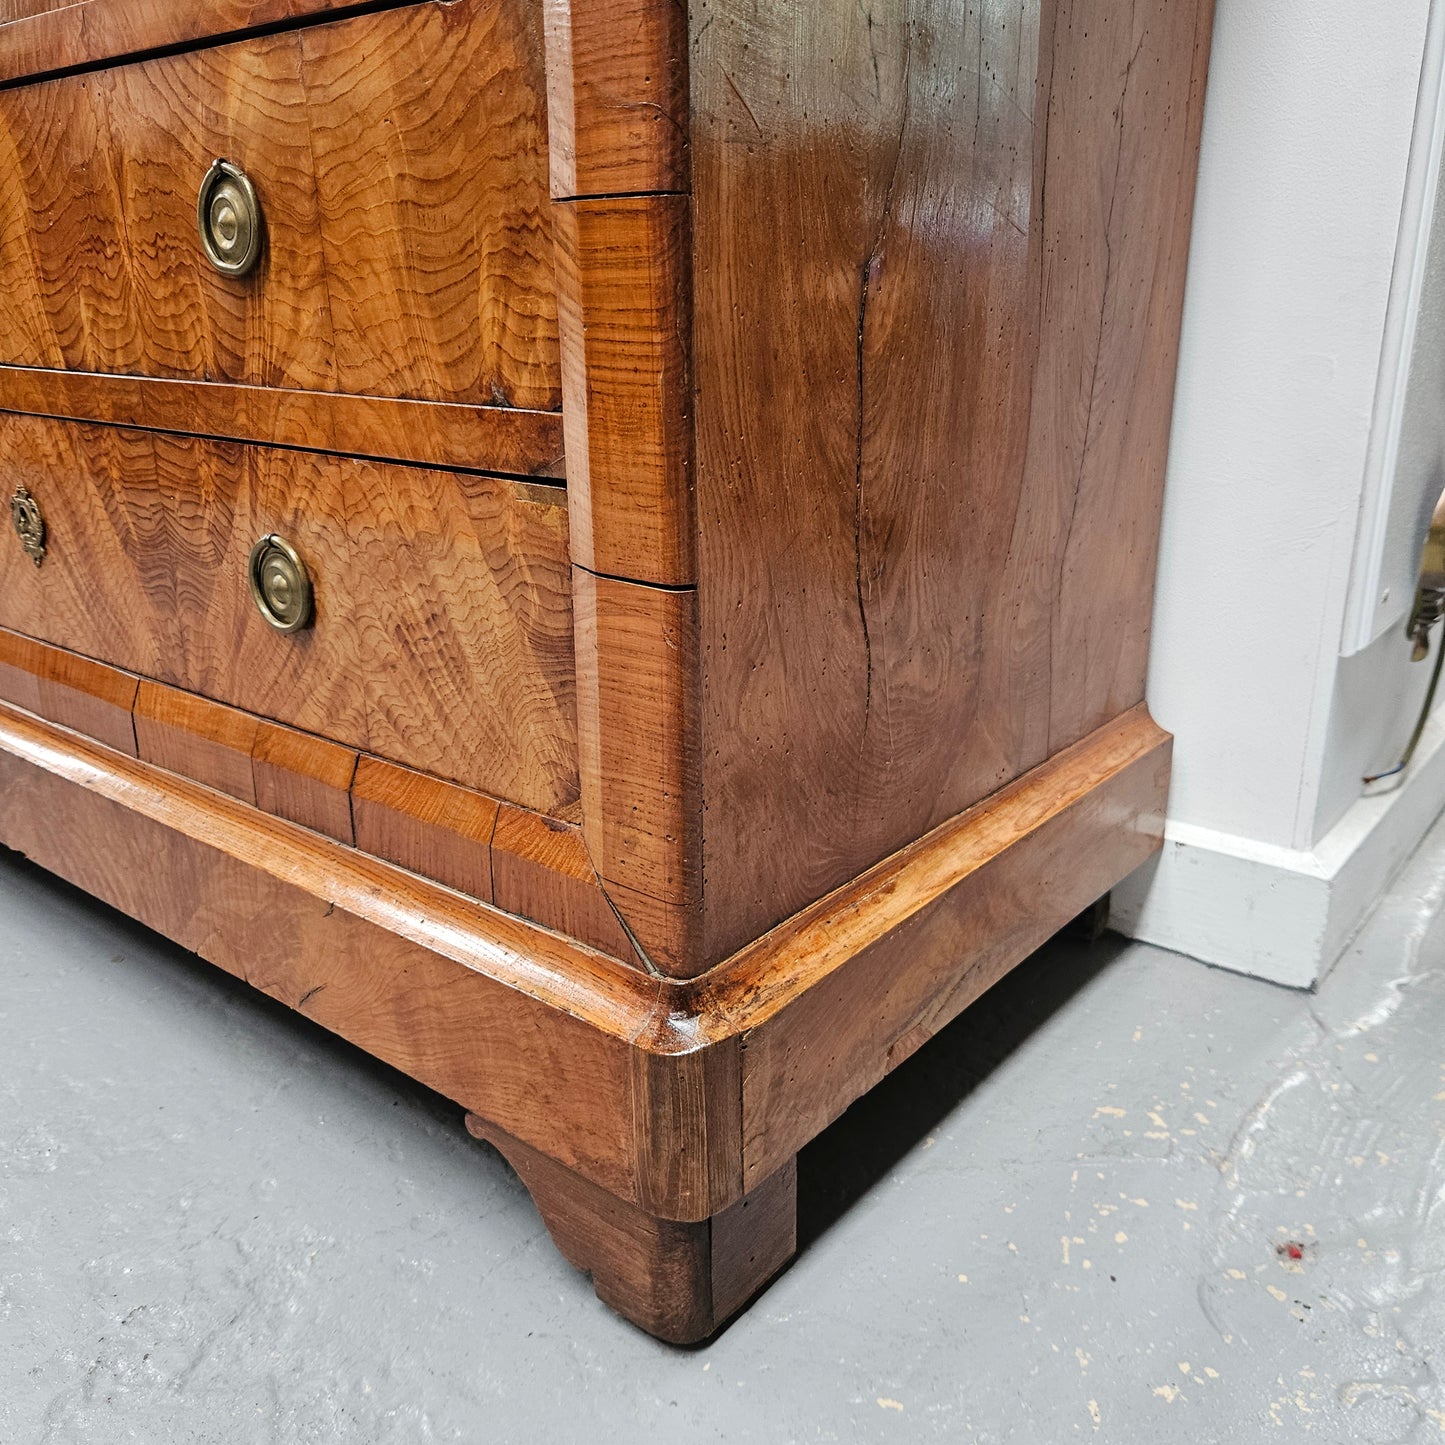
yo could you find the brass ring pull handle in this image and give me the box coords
[10,484,45,567]
[198,159,263,276]
[248,535,313,633]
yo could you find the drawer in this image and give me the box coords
[0,0,559,414]
[0,413,577,813]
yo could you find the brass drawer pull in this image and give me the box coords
[10,484,45,566]
[198,159,263,277]
[248,534,312,633]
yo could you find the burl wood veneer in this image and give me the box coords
[0,0,1212,1340]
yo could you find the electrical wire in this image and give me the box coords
[1364,627,1445,787]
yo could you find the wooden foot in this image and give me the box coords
[1065,892,1112,942]
[465,1114,796,1344]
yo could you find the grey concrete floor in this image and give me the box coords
[2,820,1444,1445]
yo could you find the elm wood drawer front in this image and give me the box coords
[0,413,578,813]
[0,0,560,417]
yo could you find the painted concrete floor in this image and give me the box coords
[2,820,1444,1445]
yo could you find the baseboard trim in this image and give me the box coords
[1113,708,1445,988]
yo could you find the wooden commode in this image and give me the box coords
[0,0,1214,1340]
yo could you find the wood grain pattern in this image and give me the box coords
[0,414,578,811]
[0,0,560,411]
[134,679,258,803]
[0,0,372,84]
[0,0,1212,1342]
[688,0,1214,964]
[573,566,700,974]
[714,706,1171,1188]
[0,0,82,26]
[0,626,138,753]
[555,197,693,585]
[0,622,649,964]
[252,718,356,844]
[352,755,498,903]
[467,1115,793,1345]
[1,625,653,969]
[0,689,1169,1220]
[628,1027,741,1220]
[0,627,44,715]
[491,804,644,967]
[0,365,567,478]
[0,698,672,1211]
[542,0,688,199]
[1041,0,1215,753]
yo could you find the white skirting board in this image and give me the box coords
[1113,708,1445,989]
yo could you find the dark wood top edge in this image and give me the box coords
[0,0,424,90]
[0,365,567,484]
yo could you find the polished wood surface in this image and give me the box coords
[491,804,644,967]
[0,415,578,811]
[0,0,1212,1341]
[352,755,499,904]
[555,196,693,585]
[0,0,559,411]
[251,718,356,844]
[573,567,699,975]
[0,694,1169,1218]
[689,0,1214,964]
[134,680,259,803]
[467,1116,794,1344]
[0,627,138,754]
[542,0,688,200]
[0,628,656,959]
[0,0,377,84]
[0,700,665,1211]
[0,366,567,478]
[0,0,87,21]
[715,705,1170,1188]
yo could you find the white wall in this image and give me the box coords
[1115,0,1445,987]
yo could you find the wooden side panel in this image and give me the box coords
[574,568,700,974]
[252,719,357,844]
[722,708,1171,1189]
[691,0,1213,962]
[1043,0,1216,751]
[0,415,578,812]
[134,681,258,803]
[0,626,138,753]
[555,196,693,586]
[352,755,498,903]
[0,0,559,410]
[542,0,689,199]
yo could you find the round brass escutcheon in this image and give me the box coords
[248,534,313,634]
[197,159,263,277]
[10,483,46,567]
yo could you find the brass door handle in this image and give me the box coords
[248,535,313,633]
[198,159,263,277]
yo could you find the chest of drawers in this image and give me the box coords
[0,0,1212,1339]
